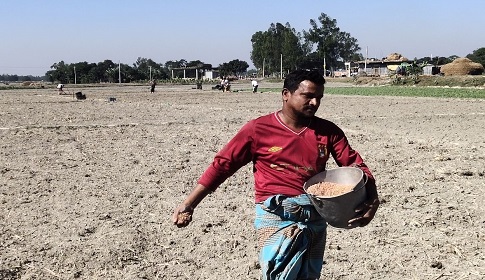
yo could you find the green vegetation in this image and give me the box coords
[218,60,249,77]
[351,75,485,88]
[325,86,485,99]
[466,47,485,68]
[417,75,485,87]
[261,75,485,98]
[260,85,485,99]
[251,13,361,75]
[36,58,251,84]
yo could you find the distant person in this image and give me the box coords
[57,83,65,95]
[220,77,225,91]
[251,79,259,93]
[150,80,156,93]
[223,78,230,92]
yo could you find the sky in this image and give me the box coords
[2,0,485,76]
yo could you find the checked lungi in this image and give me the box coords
[254,194,327,280]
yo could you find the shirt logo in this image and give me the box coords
[270,163,287,171]
[270,163,314,173]
[268,146,283,153]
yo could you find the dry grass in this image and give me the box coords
[440,57,485,76]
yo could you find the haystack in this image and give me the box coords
[384,53,408,62]
[440,57,484,76]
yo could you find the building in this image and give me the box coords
[356,58,409,77]
[170,66,220,80]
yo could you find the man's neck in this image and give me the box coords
[277,110,310,131]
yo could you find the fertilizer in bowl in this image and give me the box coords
[307,181,354,197]
[303,167,367,228]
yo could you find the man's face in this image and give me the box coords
[283,80,324,118]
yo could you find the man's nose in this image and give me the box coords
[309,97,318,105]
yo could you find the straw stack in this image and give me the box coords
[440,57,484,76]
[384,53,408,62]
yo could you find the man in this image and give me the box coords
[150,80,156,93]
[57,83,65,95]
[252,79,259,93]
[223,77,230,92]
[172,69,379,280]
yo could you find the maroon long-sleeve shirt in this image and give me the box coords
[198,111,375,203]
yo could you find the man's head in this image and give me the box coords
[283,69,325,93]
[281,69,326,119]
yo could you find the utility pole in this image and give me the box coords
[118,61,121,85]
[262,58,265,78]
[74,66,76,84]
[149,66,152,81]
[280,54,283,79]
[323,51,327,77]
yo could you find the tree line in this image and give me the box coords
[250,13,364,75]
[0,74,44,83]
[250,13,485,76]
[3,12,485,83]
[1,58,250,84]
[43,58,249,84]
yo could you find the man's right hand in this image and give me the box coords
[172,204,194,228]
[171,183,212,228]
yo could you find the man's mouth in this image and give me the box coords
[305,107,317,113]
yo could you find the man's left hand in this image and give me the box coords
[347,197,380,227]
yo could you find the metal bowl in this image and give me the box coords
[303,167,367,229]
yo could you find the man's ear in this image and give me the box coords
[282,88,290,102]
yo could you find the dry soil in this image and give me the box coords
[1,81,484,279]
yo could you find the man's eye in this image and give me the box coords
[305,95,321,100]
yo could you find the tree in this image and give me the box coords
[71,61,97,84]
[303,13,360,71]
[251,22,306,76]
[165,59,187,69]
[97,60,117,82]
[466,47,485,67]
[133,57,152,81]
[297,52,323,71]
[119,63,137,83]
[250,31,268,73]
[47,61,70,83]
[281,23,308,72]
[448,55,459,62]
[186,60,204,68]
[350,53,364,62]
[416,56,453,66]
[218,59,249,77]
[0,74,19,82]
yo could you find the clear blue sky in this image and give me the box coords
[2,0,484,76]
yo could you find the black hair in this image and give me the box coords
[283,69,326,92]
